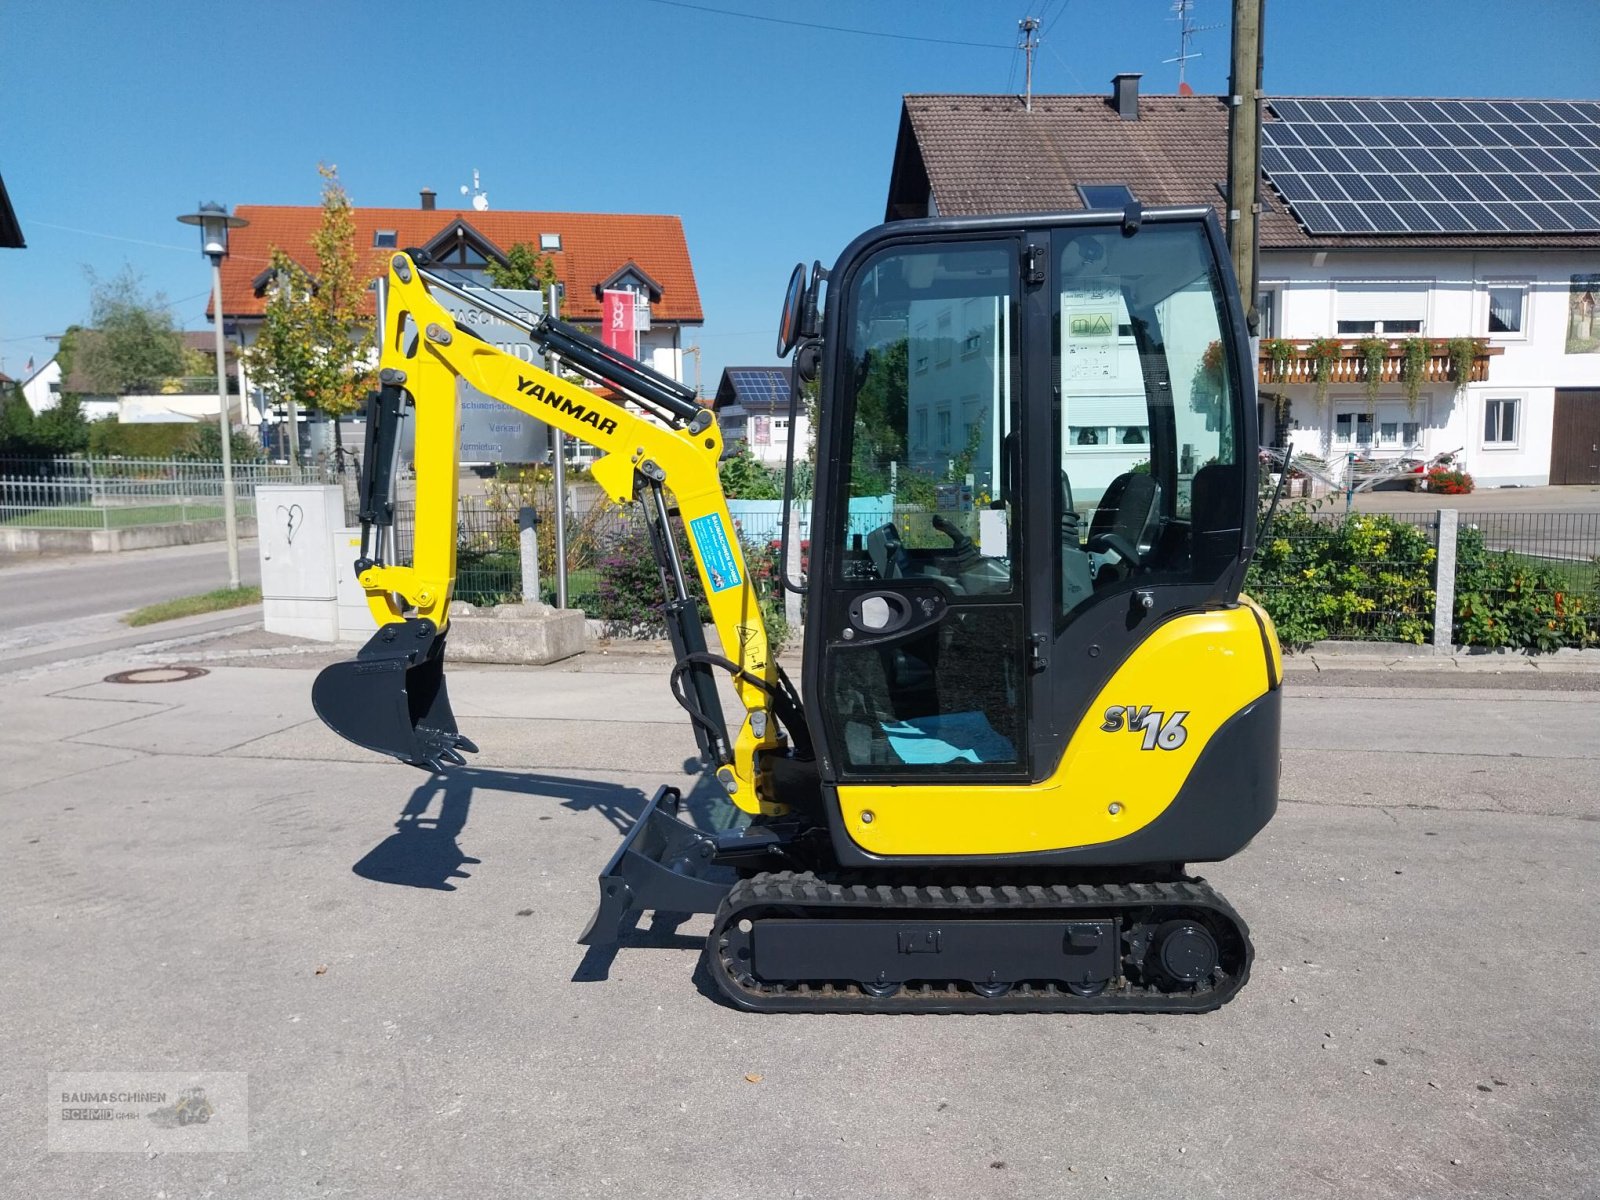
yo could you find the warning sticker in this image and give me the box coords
[689,513,742,594]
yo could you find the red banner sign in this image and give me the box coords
[602,288,636,358]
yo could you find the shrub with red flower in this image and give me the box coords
[1426,465,1475,494]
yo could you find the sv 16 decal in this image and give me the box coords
[1100,705,1190,751]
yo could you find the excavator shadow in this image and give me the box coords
[352,762,734,899]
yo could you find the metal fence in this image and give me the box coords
[0,456,336,530]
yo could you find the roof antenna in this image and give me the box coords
[1017,17,1040,112]
[1165,0,1221,94]
[459,168,489,212]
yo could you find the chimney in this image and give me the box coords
[419,188,436,211]
[1112,73,1141,120]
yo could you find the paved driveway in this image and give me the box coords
[1,651,1595,1198]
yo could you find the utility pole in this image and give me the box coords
[681,342,702,400]
[547,282,569,609]
[1226,0,1265,335]
[1018,17,1040,112]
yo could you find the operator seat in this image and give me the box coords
[1088,471,1162,568]
[1060,470,1093,611]
[1189,462,1242,578]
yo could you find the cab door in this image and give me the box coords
[807,235,1033,783]
[1041,214,1255,770]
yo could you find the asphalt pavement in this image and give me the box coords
[0,636,1595,1199]
[0,540,261,671]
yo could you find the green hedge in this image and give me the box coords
[1248,511,1435,646]
[1248,508,1598,652]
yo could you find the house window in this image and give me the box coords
[913,321,929,374]
[1254,288,1279,339]
[936,407,951,448]
[1336,283,1428,336]
[936,310,953,368]
[1334,412,1374,447]
[539,233,562,251]
[1483,397,1518,446]
[1486,284,1527,337]
[914,409,928,451]
[1078,184,1135,208]
[373,230,398,248]
[1336,318,1422,335]
[961,297,984,357]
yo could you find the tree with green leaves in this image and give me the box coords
[0,386,89,457]
[717,444,782,499]
[485,241,559,306]
[241,165,376,467]
[71,269,188,396]
[0,383,35,452]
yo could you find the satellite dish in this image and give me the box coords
[472,193,489,212]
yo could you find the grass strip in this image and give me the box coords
[124,585,261,627]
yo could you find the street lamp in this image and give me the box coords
[177,202,249,590]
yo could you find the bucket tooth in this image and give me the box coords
[311,617,471,769]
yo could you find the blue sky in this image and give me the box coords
[3,0,1598,390]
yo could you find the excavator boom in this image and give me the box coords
[312,252,787,809]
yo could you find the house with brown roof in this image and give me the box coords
[887,78,1600,487]
[216,192,703,454]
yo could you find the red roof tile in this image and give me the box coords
[216,206,703,323]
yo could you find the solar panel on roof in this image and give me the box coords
[1263,97,1600,235]
[1369,174,1409,202]
[1523,174,1569,201]
[1341,176,1380,202]
[1495,205,1539,231]
[1389,202,1439,230]
[1495,176,1538,201]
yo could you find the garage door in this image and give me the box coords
[1550,390,1600,486]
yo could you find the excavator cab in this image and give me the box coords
[799,208,1265,828]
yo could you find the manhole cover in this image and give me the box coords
[103,666,210,685]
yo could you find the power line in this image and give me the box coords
[0,287,217,346]
[630,0,1012,49]
[26,221,197,255]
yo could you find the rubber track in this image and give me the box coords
[706,870,1253,1015]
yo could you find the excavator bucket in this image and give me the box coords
[311,617,476,770]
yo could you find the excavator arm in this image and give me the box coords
[314,252,789,814]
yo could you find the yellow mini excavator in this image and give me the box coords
[313,206,1282,1013]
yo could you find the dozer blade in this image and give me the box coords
[311,617,476,770]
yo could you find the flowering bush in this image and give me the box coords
[1426,465,1474,494]
[1249,507,1598,652]
[1453,527,1598,651]
[1247,510,1435,647]
[594,515,792,652]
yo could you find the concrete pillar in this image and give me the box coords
[519,506,541,607]
[1432,508,1459,653]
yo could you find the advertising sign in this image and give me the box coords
[401,287,548,465]
[602,288,637,358]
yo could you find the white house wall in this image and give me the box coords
[21,360,62,414]
[1264,248,1600,487]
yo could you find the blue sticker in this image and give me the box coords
[689,513,742,593]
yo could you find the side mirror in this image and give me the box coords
[801,260,827,339]
[776,263,806,358]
